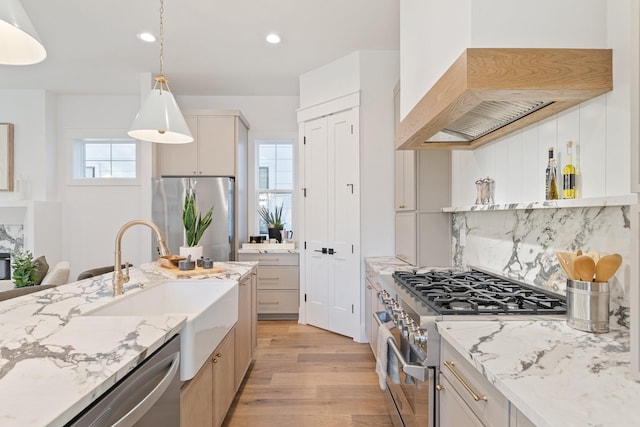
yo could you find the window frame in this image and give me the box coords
[252,137,296,234]
[65,129,142,186]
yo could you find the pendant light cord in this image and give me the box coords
[154,0,169,93]
[159,0,164,78]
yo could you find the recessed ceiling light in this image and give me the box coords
[266,33,281,44]
[137,32,156,43]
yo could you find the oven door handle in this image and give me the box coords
[374,311,428,383]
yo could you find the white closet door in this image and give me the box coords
[304,116,330,330]
[302,108,359,338]
[327,110,359,338]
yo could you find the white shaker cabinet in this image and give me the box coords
[395,150,451,267]
[395,150,417,211]
[438,373,485,427]
[237,252,299,319]
[395,212,416,265]
[439,340,510,427]
[157,111,248,177]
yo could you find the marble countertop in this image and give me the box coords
[364,256,638,427]
[438,320,637,427]
[0,261,256,427]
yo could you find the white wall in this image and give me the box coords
[0,90,50,202]
[399,0,471,119]
[298,52,361,109]
[57,95,144,280]
[358,51,400,258]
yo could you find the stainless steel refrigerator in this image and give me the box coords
[152,177,236,261]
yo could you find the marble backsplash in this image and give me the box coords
[0,225,24,253]
[452,205,631,328]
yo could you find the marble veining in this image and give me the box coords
[438,320,638,427]
[0,224,23,253]
[0,261,255,427]
[364,256,414,275]
[452,205,631,327]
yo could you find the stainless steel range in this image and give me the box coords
[374,266,566,427]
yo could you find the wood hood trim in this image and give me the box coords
[396,48,613,150]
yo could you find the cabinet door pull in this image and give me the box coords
[259,301,280,305]
[261,277,280,280]
[443,360,487,402]
[258,258,279,262]
[436,384,444,391]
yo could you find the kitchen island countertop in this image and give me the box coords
[0,260,257,427]
[365,256,639,427]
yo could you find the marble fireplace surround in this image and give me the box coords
[451,204,631,328]
[0,224,24,254]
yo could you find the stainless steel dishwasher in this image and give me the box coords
[67,335,181,427]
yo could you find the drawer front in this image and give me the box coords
[257,290,299,314]
[440,340,509,427]
[257,266,299,290]
[238,253,299,266]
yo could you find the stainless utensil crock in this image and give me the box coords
[566,279,610,333]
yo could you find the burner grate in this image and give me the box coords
[392,269,566,315]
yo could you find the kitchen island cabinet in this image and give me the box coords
[234,269,257,390]
[181,328,235,427]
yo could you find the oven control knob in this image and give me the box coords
[409,330,428,346]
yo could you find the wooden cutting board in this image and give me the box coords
[156,263,226,277]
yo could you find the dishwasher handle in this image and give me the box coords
[112,351,180,427]
[374,311,428,382]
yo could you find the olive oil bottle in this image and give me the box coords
[545,147,559,200]
[562,141,576,199]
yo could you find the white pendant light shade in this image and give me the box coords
[0,0,46,65]
[128,88,193,144]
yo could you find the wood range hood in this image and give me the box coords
[396,48,613,150]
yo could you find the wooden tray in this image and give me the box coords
[156,263,226,277]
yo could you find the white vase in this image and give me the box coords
[179,245,203,261]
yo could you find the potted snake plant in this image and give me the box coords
[180,189,214,260]
[257,203,285,242]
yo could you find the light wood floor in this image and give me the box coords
[222,320,394,427]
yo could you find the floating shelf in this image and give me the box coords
[442,194,638,213]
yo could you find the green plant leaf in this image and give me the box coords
[183,192,214,246]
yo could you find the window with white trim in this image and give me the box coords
[256,140,293,234]
[72,138,138,180]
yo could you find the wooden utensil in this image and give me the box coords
[586,251,600,265]
[555,251,575,280]
[573,254,596,282]
[595,253,623,282]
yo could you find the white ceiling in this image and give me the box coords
[0,0,400,96]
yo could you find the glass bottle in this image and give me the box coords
[562,141,576,199]
[545,147,558,200]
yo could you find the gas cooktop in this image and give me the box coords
[392,268,566,316]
